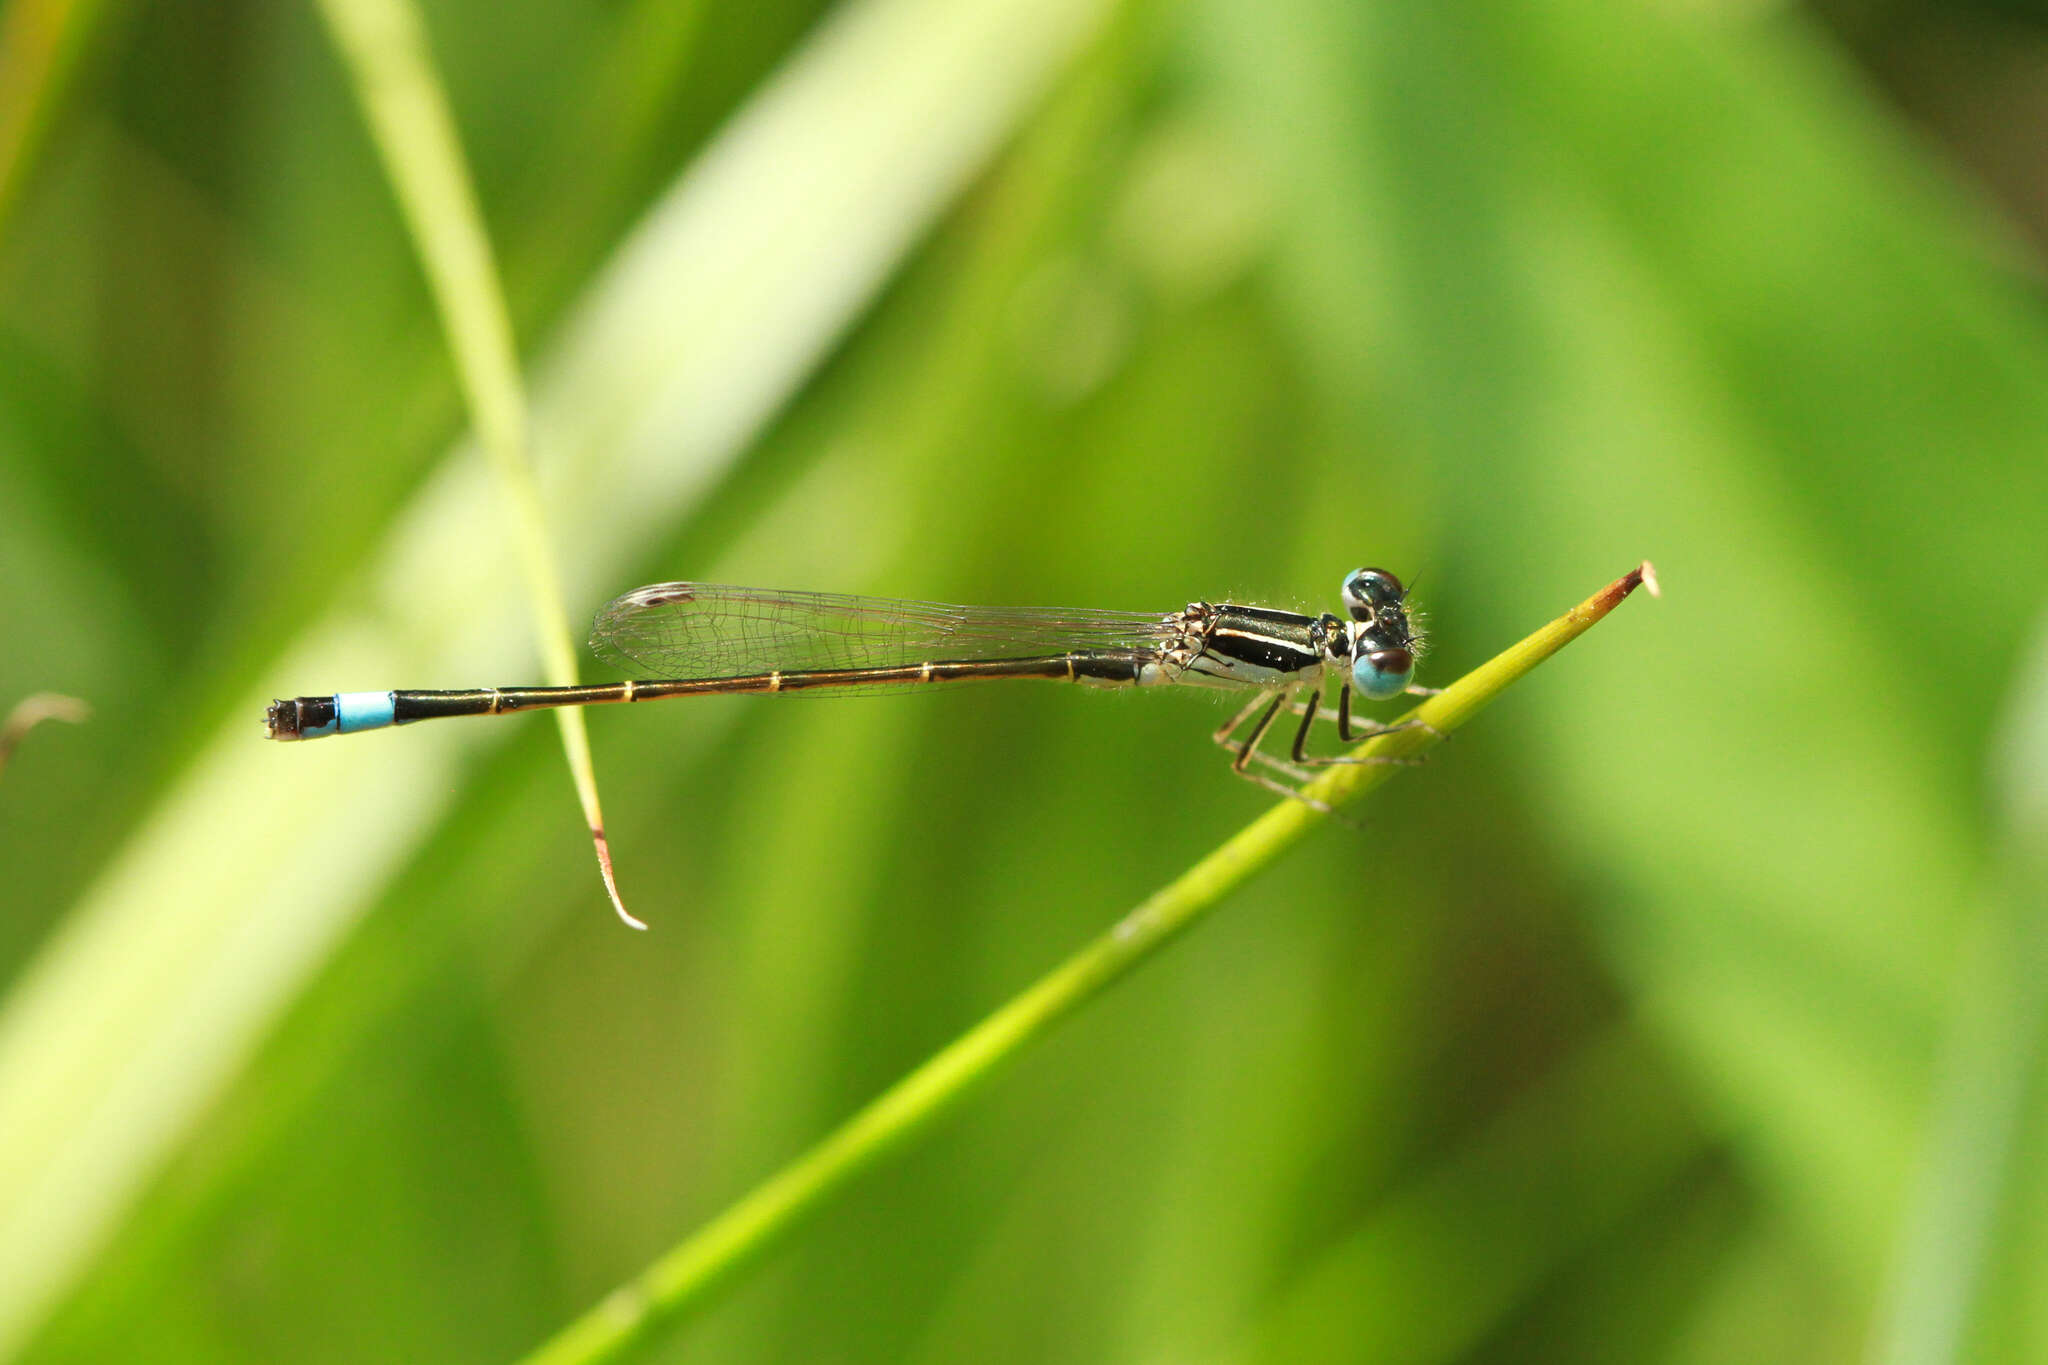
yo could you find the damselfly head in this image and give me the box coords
[1341,568,1418,645]
[1340,567,1422,699]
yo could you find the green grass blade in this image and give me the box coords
[1870,624,2048,1365]
[0,0,1109,1352]
[517,563,1658,1365]
[312,0,638,926]
[0,0,114,241]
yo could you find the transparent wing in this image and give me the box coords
[590,582,1181,680]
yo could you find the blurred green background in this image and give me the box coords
[4,0,2048,1360]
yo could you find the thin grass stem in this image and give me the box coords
[517,562,1660,1365]
[313,0,640,926]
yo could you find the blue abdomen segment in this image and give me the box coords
[335,691,398,734]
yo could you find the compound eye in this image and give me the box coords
[1341,567,1405,622]
[1352,645,1413,700]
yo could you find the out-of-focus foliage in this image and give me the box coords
[2,0,2045,1361]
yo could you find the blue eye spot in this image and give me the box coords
[1352,647,1413,700]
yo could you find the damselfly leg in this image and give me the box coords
[1288,685,1431,766]
[1212,691,1420,813]
[1212,690,1337,812]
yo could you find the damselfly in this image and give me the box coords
[266,569,1432,807]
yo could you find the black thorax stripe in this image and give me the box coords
[1195,607,1321,678]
